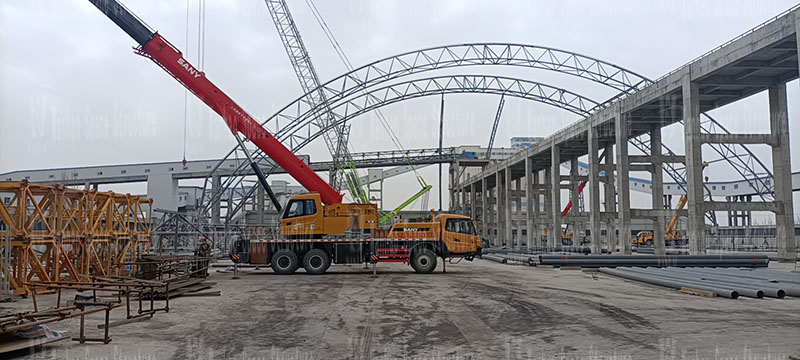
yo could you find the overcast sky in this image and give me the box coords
[1,0,799,215]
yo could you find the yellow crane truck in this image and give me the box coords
[89,0,481,275]
[232,200,482,274]
[633,195,688,246]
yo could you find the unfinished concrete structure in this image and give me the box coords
[452,8,800,261]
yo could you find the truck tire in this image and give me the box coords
[411,248,437,274]
[303,248,331,275]
[271,249,299,275]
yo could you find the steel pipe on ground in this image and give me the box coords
[500,253,535,265]
[688,268,800,284]
[660,268,792,298]
[482,254,507,264]
[538,255,768,268]
[599,268,740,299]
[621,268,767,299]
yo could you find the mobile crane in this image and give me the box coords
[634,195,688,246]
[88,0,481,274]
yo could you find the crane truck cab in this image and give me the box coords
[388,213,482,273]
[280,193,379,237]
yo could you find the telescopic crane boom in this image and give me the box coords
[88,0,343,206]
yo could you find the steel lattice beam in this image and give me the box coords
[265,0,351,190]
[486,95,505,159]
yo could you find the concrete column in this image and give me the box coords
[683,75,706,254]
[588,125,602,254]
[604,145,616,251]
[544,167,554,247]
[515,177,522,247]
[496,171,504,247]
[470,183,477,221]
[615,107,632,254]
[462,182,468,215]
[769,83,796,261]
[569,157,580,246]
[449,167,456,212]
[551,144,561,248]
[211,175,221,225]
[489,186,500,246]
[505,168,513,247]
[651,127,666,256]
[481,177,487,240]
[525,157,535,248]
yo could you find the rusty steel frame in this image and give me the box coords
[0,180,152,296]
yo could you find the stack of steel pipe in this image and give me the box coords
[483,247,594,255]
[481,254,507,264]
[600,267,798,299]
[667,268,800,297]
[633,248,689,255]
[538,254,768,268]
[497,253,536,265]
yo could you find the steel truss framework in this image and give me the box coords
[199,42,773,227]
[205,75,609,223]
[199,43,652,222]
[265,0,351,190]
[0,181,152,295]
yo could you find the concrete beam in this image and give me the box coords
[700,133,776,145]
[628,155,686,164]
[630,209,688,219]
[561,175,589,182]
[705,201,778,213]
[630,164,654,172]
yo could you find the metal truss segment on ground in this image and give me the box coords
[0,180,152,296]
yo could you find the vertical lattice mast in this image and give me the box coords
[265,0,351,190]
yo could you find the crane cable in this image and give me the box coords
[183,0,206,166]
[303,0,426,182]
[182,0,190,166]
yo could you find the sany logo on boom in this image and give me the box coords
[177,58,202,78]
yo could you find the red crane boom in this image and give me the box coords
[89,0,343,205]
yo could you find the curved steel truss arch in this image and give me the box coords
[199,43,652,221]
[200,42,773,227]
[205,75,603,223]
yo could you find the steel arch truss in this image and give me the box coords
[199,42,774,227]
[204,75,604,223]
[199,43,652,221]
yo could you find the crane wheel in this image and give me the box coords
[271,249,299,275]
[303,249,331,275]
[411,248,437,274]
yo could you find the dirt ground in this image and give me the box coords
[3,259,799,359]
